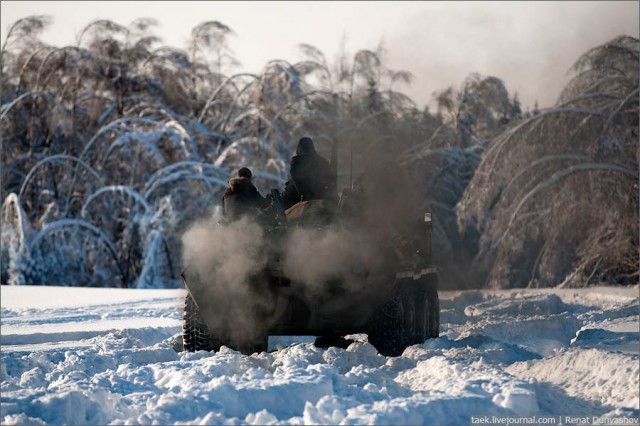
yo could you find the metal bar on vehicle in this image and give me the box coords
[396,266,440,281]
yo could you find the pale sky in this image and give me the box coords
[1,1,638,110]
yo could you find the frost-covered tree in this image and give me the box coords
[432,73,519,148]
[3,16,433,287]
[458,36,639,288]
[5,14,627,292]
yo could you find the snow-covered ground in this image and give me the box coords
[1,285,638,425]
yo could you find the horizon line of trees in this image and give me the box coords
[1,15,637,289]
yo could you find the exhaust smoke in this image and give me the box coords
[180,146,427,348]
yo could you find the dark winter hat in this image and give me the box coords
[238,167,252,179]
[296,137,316,155]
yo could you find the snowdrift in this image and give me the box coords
[1,285,638,425]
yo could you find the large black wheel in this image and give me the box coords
[367,291,409,357]
[425,274,440,338]
[367,274,440,356]
[408,282,429,345]
[415,272,440,343]
[183,294,220,352]
[413,272,440,341]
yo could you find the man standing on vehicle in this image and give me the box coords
[281,137,335,209]
[222,167,270,220]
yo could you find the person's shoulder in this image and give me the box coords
[225,177,244,194]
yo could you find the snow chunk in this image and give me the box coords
[492,385,540,415]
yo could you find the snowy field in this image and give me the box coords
[1,285,638,425]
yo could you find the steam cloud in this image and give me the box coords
[181,216,272,346]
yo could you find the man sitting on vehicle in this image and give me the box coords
[281,137,335,210]
[222,167,270,220]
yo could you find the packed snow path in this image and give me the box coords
[1,285,638,425]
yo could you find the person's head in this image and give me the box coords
[296,137,316,155]
[238,167,252,179]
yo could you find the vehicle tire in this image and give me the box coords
[426,274,440,338]
[367,291,409,357]
[402,283,425,347]
[412,282,429,344]
[182,294,220,352]
[412,272,440,342]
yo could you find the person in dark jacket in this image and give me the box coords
[281,137,335,209]
[222,167,270,220]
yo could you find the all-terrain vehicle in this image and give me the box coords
[181,153,440,357]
